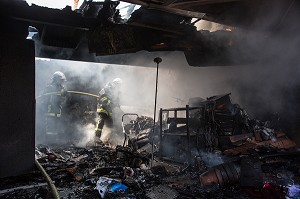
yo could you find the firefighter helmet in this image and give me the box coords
[51,71,66,83]
[111,78,122,88]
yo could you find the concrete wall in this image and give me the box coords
[0,37,35,178]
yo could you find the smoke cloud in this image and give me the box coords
[74,123,95,147]
[35,1,300,146]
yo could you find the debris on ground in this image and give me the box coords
[1,93,300,199]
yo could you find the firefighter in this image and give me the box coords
[44,71,67,143]
[95,78,122,142]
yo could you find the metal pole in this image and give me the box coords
[159,108,163,158]
[186,105,191,162]
[151,57,162,166]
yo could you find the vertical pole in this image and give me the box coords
[159,108,163,158]
[151,57,162,166]
[186,105,191,162]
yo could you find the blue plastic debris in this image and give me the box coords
[287,184,300,199]
[95,177,128,198]
[110,182,128,192]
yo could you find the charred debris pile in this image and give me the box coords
[1,93,300,199]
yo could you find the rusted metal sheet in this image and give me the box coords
[200,161,240,187]
[229,133,253,143]
[223,142,257,155]
[224,136,297,155]
[260,137,297,149]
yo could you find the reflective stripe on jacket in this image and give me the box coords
[96,107,112,117]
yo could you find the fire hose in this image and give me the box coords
[35,158,60,199]
[37,90,99,99]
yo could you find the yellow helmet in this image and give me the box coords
[111,78,122,88]
[51,71,66,82]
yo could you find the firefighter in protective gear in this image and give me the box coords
[44,71,67,142]
[95,78,122,139]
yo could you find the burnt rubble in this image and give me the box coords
[1,93,300,199]
[1,144,299,199]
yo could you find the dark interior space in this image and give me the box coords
[0,18,35,178]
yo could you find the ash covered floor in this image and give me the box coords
[0,143,300,199]
[1,94,300,199]
[1,120,300,199]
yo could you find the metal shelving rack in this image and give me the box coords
[158,105,202,162]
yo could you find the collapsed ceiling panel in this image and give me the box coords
[0,0,299,66]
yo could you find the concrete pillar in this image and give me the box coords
[0,32,35,178]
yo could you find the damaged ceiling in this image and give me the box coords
[0,0,299,66]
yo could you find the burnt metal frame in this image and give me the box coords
[158,105,202,162]
[122,113,139,147]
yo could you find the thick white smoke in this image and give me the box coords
[35,1,300,146]
[74,123,95,147]
[35,40,300,146]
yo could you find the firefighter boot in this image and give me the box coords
[94,129,103,146]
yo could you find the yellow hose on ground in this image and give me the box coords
[35,159,60,199]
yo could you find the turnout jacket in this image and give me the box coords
[97,83,120,117]
[44,83,66,117]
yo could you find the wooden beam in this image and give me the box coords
[169,0,240,8]
[122,0,206,18]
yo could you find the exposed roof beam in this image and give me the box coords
[121,0,206,18]
[163,0,177,6]
[169,0,240,8]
